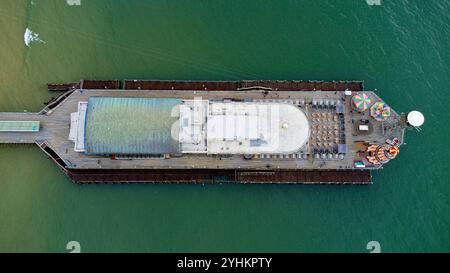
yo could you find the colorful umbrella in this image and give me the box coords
[387,146,399,158]
[370,102,391,121]
[352,92,372,112]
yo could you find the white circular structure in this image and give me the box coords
[276,104,310,154]
[407,111,425,127]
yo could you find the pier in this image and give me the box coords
[0,80,408,185]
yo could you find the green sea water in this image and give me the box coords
[0,0,449,252]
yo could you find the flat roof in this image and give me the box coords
[84,97,182,155]
[69,101,88,152]
[179,100,310,154]
[0,121,40,132]
[207,102,310,154]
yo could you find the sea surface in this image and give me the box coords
[0,0,449,252]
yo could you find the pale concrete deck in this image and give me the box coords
[0,89,404,171]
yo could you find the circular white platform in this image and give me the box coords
[407,111,425,127]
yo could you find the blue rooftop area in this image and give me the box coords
[84,97,182,155]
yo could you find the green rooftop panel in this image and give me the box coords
[0,121,40,132]
[85,97,181,155]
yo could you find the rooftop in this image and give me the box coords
[84,97,181,155]
[204,101,309,154]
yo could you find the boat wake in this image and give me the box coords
[24,28,45,47]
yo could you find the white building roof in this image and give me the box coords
[178,99,208,153]
[178,100,310,154]
[69,101,88,152]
